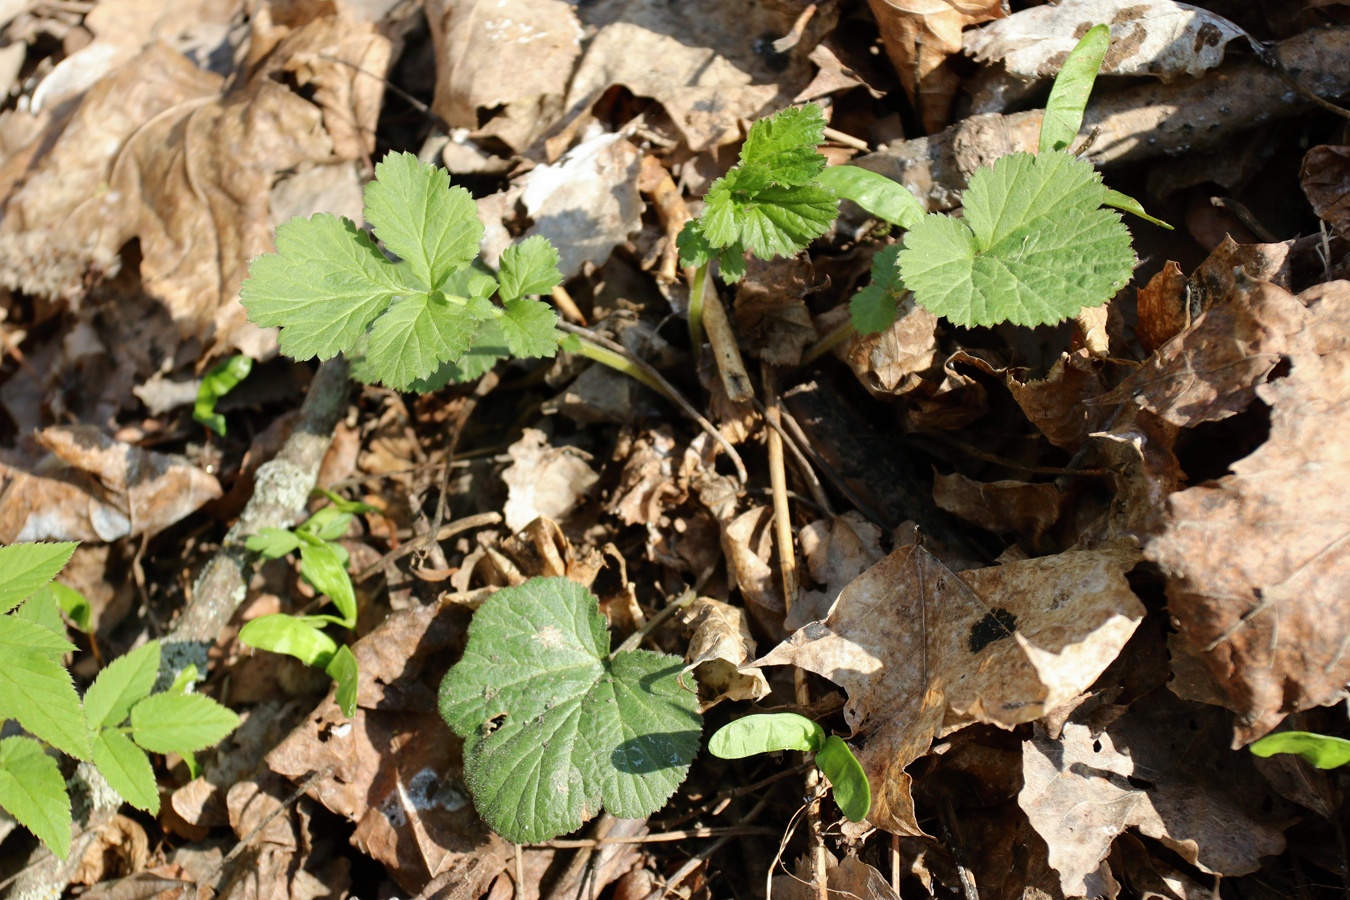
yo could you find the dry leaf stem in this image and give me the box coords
[696,268,756,402]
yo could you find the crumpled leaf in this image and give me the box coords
[757,544,1144,835]
[1300,144,1350,232]
[1020,696,1289,895]
[501,429,599,533]
[966,0,1246,81]
[1145,281,1350,742]
[772,853,900,900]
[678,598,770,707]
[0,426,221,543]
[792,512,884,631]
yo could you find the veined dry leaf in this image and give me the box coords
[835,293,939,399]
[772,853,900,900]
[757,544,1143,835]
[1021,696,1288,896]
[0,425,220,543]
[1186,235,1292,314]
[1301,144,1350,232]
[932,472,1061,542]
[679,598,770,707]
[966,0,1245,81]
[1146,282,1350,742]
[1136,260,1188,354]
[1007,350,1112,451]
[501,428,599,533]
[793,512,885,631]
[867,0,1007,132]
[733,257,821,366]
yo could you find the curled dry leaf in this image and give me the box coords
[1146,282,1350,742]
[0,425,221,543]
[772,853,900,900]
[966,0,1246,81]
[835,294,940,399]
[501,428,599,533]
[1301,144,1350,232]
[1020,697,1288,896]
[1136,260,1189,354]
[733,257,822,366]
[1186,236,1293,314]
[757,544,1144,835]
[679,598,770,707]
[1006,350,1113,451]
[932,472,1061,543]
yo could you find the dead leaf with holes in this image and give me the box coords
[1020,694,1289,896]
[757,544,1143,835]
[1146,281,1350,742]
[679,598,770,707]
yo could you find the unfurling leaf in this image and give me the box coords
[194,354,253,435]
[325,645,360,718]
[1039,24,1110,153]
[439,578,702,843]
[239,614,339,669]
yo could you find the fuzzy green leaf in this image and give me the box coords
[676,220,712,270]
[93,728,158,814]
[363,151,483,290]
[0,542,78,614]
[194,355,253,436]
[899,152,1134,327]
[708,712,825,758]
[129,693,239,755]
[816,166,925,230]
[1249,731,1350,769]
[702,181,837,260]
[498,235,563,303]
[0,736,72,859]
[816,735,870,822]
[325,645,359,718]
[411,318,512,390]
[849,245,905,335]
[1040,24,1110,153]
[239,614,338,669]
[84,640,160,729]
[498,298,561,359]
[298,540,356,627]
[737,103,828,186]
[0,615,89,759]
[364,291,489,389]
[241,214,409,361]
[439,578,702,843]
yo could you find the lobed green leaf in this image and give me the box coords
[0,736,72,859]
[497,298,561,359]
[849,245,905,335]
[0,542,78,614]
[363,291,487,390]
[498,235,563,303]
[737,103,828,186]
[363,151,483,290]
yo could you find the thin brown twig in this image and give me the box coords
[355,512,503,583]
[642,795,772,900]
[533,825,779,849]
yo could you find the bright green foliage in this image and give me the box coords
[241,499,369,716]
[679,104,838,277]
[84,640,160,730]
[439,578,702,843]
[42,581,91,634]
[1040,24,1110,153]
[899,152,1134,327]
[0,541,77,613]
[850,246,905,335]
[707,711,871,822]
[1249,731,1350,769]
[498,235,564,302]
[194,354,253,435]
[0,611,90,759]
[241,152,564,391]
[93,728,158,813]
[815,166,925,230]
[129,692,240,755]
[0,736,72,859]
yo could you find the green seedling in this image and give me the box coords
[0,542,238,858]
[708,711,870,822]
[1249,731,1350,769]
[439,578,702,843]
[240,492,373,717]
[194,353,253,435]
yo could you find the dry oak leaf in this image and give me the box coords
[1300,144,1350,232]
[679,598,770,707]
[867,0,1007,132]
[757,544,1143,835]
[1021,697,1288,896]
[933,472,1061,543]
[0,425,221,543]
[1145,282,1350,742]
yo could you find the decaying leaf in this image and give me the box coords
[1136,260,1188,354]
[793,512,885,631]
[679,598,770,706]
[834,292,940,399]
[1146,281,1350,742]
[0,425,221,543]
[772,853,900,900]
[758,544,1143,835]
[501,428,599,533]
[1301,144,1350,232]
[966,0,1246,81]
[932,472,1061,543]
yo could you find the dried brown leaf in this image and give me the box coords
[501,428,599,533]
[1136,261,1188,354]
[1301,144,1350,232]
[679,598,770,706]
[932,472,1061,542]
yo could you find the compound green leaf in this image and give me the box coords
[129,693,239,756]
[84,640,160,729]
[298,540,356,627]
[816,735,870,822]
[0,542,78,614]
[93,728,158,814]
[0,615,89,759]
[14,590,65,637]
[239,614,338,669]
[1040,24,1110,153]
[497,298,561,359]
[439,578,701,843]
[241,214,408,361]
[737,103,828,187]
[325,645,359,718]
[246,527,302,559]
[364,291,485,390]
[900,153,1134,327]
[849,245,905,335]
[702,181,838,260]
[1249,731,1350,769]
[498,235,563,302]
[193,354,253,436]
[0,736,72,859]
[708,712,825,759]
[816,166,925,230]
[363,152,483,290]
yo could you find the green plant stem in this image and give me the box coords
[560,324,748,484]
[611,589,697,659]
[799,320,856,367]
[688,261,709,358]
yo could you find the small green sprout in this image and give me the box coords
[1249,731,1350,769]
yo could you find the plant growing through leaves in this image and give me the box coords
[239,491,373,716]
[1250,731,1350,769]
[438,578,702,843]
[0,542,239,859]
[709,712,871,822]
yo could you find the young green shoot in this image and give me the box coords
[1249,731,1350,769]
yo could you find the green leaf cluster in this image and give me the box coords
[708,711,870,822]
[240,493,373,716]
[241,153,566,391]
[439,578,702,843]
[0,543,238,859]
